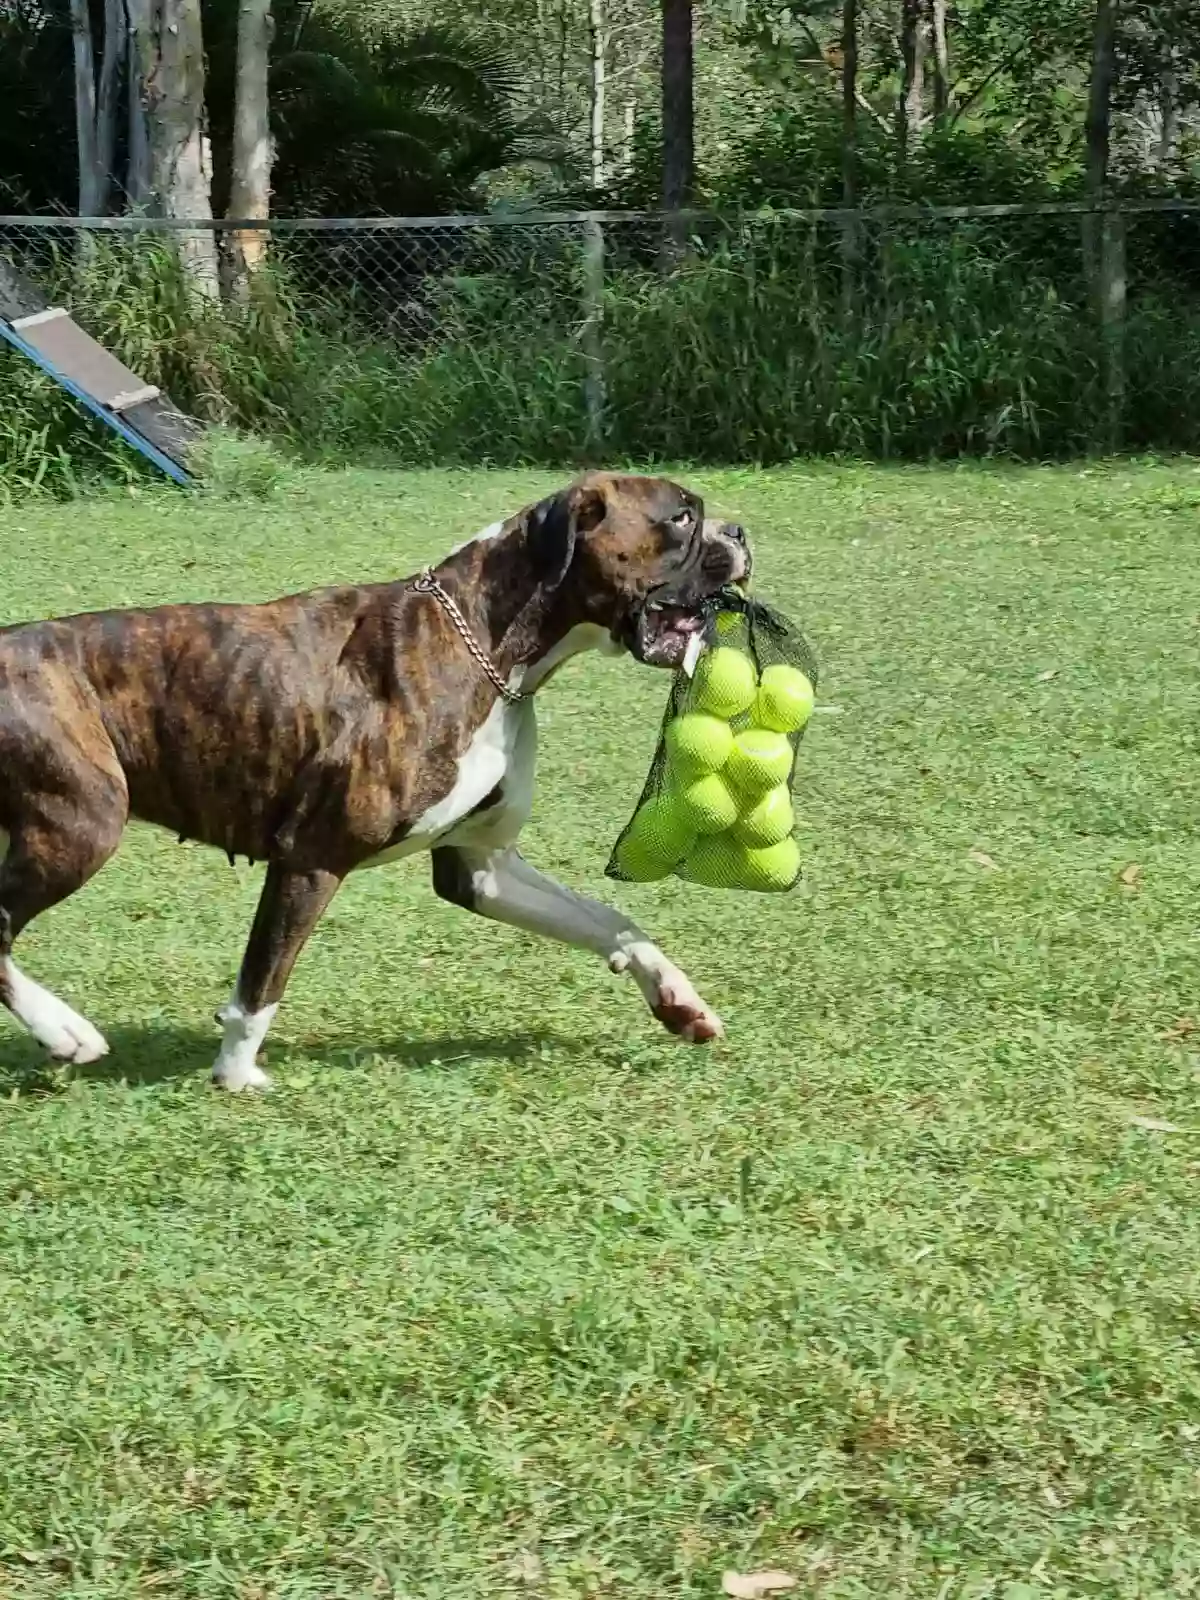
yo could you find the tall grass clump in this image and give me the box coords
[0,232,316,495]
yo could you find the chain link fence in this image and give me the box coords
[2,203,1200,469]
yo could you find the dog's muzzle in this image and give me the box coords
[624,522,752,668]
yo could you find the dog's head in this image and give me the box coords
[521,472,752,668]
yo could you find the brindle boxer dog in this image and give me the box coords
[0,472,751,1089]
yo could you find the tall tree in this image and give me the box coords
[661,0,694,211]
[1083,0,1116,295]
[897,0,924,162]
[126,0,219,293]
[588,0,607,188]
[1085,0,1117,201]
[840,0,859,303]
[930,0,950,119]
[69,0,125,215]
[227,0,274,292]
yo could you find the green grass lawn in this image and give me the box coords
[2,461,1200,1600]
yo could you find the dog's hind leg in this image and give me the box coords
[431,844,723,1043]
[0,780,127,1066]
[212,864,342,1091]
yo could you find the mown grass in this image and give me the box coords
[1,461,1200,1599]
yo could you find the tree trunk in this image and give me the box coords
[69,0,103,216]
[661,0,694,217]
[896,0,924,164]
[126,0,219,296]
[1158,49,1177,168]
[840,0,859,310]
[621,96,636,176]
[70,0,126,217]
[588,0,607,190]
[228,0,275,296]
[96,0,125,207]
[126,0,152,209]
[1083,0,1122,446]
[1082,0,1117,301]
[931,0,950,120]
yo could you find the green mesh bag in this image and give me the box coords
[606,591,818,893]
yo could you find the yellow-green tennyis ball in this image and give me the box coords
[724,727,793,796]
[755,663,815,734]
[735,835,802,892]
[624,795,696,865]
[680,833,744,888]
[614,835,675,881]
[732,783,794,848]
[674,773,739,835]
[664,712,734,778]
[689,646,758,719]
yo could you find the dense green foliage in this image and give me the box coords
[0,0,1198,479]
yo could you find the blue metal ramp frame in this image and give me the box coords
[0,304,199,486]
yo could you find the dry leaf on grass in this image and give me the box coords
[722,1572,797,1598]
[1158,1017,1196,1043]
[1129,1115,1183,1134]
[1118,863,1143,889]
[1036,668,1059,682]
[506,1550,543,1583]
[968,849,1000,870]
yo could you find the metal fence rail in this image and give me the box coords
[2,202,1199,463]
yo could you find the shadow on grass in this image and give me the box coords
[0,1022,582,1096]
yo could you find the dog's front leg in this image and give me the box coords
[431,846,722,1043]
[213,864,342,1091]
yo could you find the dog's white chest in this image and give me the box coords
[357,697,534,869]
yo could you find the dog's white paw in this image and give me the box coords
[621,943,724,1044]
[17,982,109,1064]
[652,977,724,1043]
[47,1016,110,1065]
[211,1059,273,1093]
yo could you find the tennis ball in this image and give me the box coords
[681,833,744,888]
[675,773,739,834]
[664,713,734,778]
[755,663,815,734]
[690,646,758,719]
[714,610,742,639]
[613,835,675,881]
[734,835,802,893]
[724,728,793,796]
[625,795,696,864]
[732,783,794,848]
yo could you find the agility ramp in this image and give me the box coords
[0,258,202,486]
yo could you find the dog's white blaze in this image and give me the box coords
[358,694,531,869]
[520,622,622,694]
[449,519,506,555]
[359,624,624,870]
[1,957,109,1063]
[212,996,277,1091]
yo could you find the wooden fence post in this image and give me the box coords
[581,216,607,458]
[1099,206,1126,452]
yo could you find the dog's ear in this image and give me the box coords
[527,483,606,588]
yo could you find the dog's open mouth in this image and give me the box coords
[631,601,708,668]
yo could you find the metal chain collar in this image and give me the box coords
[412,569,527,705]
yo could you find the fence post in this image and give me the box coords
[1099,206,1126,452]
[581,216,607,458]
